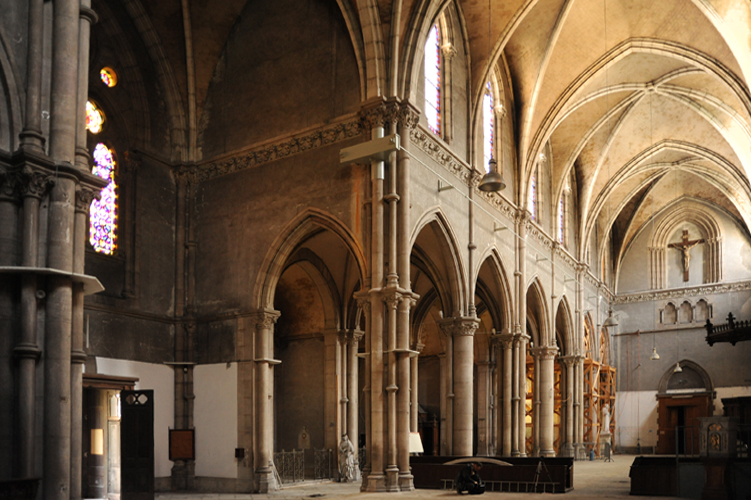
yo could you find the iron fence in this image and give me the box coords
[273,449,304,484]
[314,448,335,480]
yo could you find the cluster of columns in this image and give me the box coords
[0,1,106,500]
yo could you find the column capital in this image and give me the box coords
[438,316,480,337]
[354,290,371,313]
[491,331,514,350]
[381,287,404,310]
[0,165,22,202]
[18,166,55,200]
[558,355,577,367]
[75,184,100,213]
[248,309,281,331]
[347,329,365,344]
[399,102,421,131]
[530,346,559,360]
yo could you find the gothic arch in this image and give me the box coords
[649,200,723,288]
[657,360,714,396]
[283,248,342,331]
[253,208,366,311]
[0,28,22,151]
[526,278,550,347]
[555,296,574,356]
[474,247,514,334]
[411,207,468,317]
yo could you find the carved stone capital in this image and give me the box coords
[398,102,421,131]
[558,355,577,368]
[440,43,457,59]
[75,185,101,213]
[491,331,515,350]
[18,166,55,200]
[438,316,480,337]
[348,329,365,344]
[0,165,21,202]
[530,346,559,360]
[249,310,281,331]
[381,289,403,311]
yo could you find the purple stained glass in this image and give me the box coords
[89,143,117,255]
[425,24,441,134]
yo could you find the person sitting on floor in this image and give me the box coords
[455,462,485,495]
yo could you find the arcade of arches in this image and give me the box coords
[1,0,751,497]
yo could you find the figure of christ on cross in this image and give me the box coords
[668,230,705,281]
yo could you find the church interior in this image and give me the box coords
[2,0,751,497]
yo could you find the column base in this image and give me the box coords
[540,449,556,458]
[254,466,277,493]
[385,466,400,492]
[171,460,195,490]
[574,443,586,460]
[562,444,575,458]
[398,472,414,491]
[360,472,386,492]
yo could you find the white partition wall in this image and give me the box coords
[194,363,238,478]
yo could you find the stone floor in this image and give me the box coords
[154,455,681,500]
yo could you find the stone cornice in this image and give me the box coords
[197,116,362,182]
[613,280,751,304]
[409,124,476,188]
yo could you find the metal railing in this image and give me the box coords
[273,449,304,484]
[314,448,335,480]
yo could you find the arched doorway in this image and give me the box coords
[655,361,714,455]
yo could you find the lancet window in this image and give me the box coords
[89,143,118,255]
[424,23,442,135]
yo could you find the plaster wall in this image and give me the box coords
[614,390,658,450]
[92,357,174,479]
[194,362,238,479]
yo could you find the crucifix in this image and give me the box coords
[667,230,705,281]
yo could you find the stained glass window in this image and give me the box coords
[483,82,494,171]
[100,67,117,88]
[89,143,117,255]
[529,172,537,221]
[424,24,441,135]
[86,100,104,134]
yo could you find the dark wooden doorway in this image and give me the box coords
[656,395,712,454]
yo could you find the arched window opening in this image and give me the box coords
[483,81,494,171]
[529,170,537,221]
[90,143,118,255]
[100,67,118,88]
[424,24,441,135]
[86,100,105,134]
[558,197,564,244]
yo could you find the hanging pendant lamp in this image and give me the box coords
[479,157,506,192]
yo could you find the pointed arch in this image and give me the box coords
[474,247,513,334]
[411,207,468,317]
[555,296,574,356]
[253,208,366,311]
[0,27,22,151]
[526,278,550,347]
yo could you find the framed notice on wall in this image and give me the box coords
[169,429,195,461]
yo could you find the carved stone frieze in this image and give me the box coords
[525,220,554,252]
[409,125,475,187]
[613,280,751,304]
[198,119,362,182]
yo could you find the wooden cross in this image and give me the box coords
[667,230,705,281]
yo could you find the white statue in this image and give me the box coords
[601,404,611,435]
[338,433,356,482]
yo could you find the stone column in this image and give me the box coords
[510,335,520,456]
[396,296,414,491]
[15,169,52,478]
[438,349,452,456]
[347,330,363,477]
[70,186,98,499]
[44,0,80,495]
[253,310,280,493]
[323,330,343,451]
[0,169,20,478]
[441,317,479,456]
[382,291,399,491]
[532,348,541,456]
[499,333,513,456]
[537,346,558,457]
[19,0,46,153]
[516,334,529,457]
[354,294,371,482]
[476,360,492,456]
[559,356,576,457]
[359,104,386,492]
[574,354,584,458]
[410,343,423,433]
